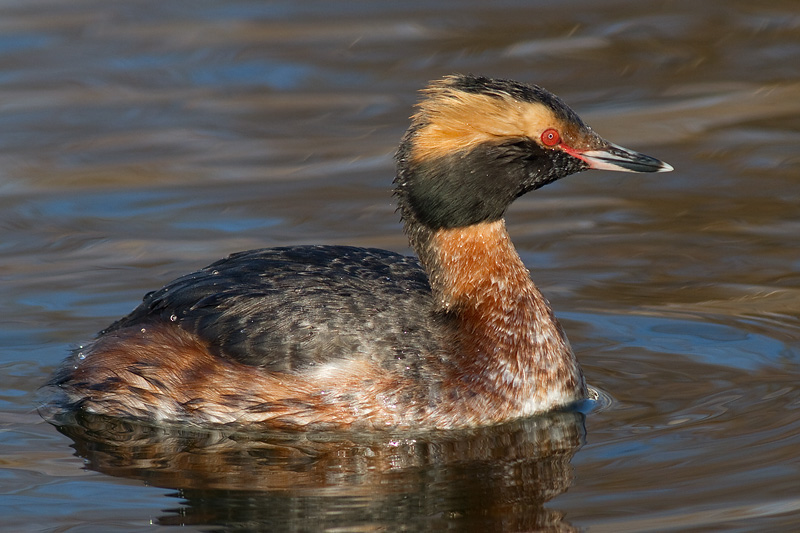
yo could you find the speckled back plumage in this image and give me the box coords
[100,246,448,373]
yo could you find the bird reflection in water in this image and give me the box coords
[53,408,586,531]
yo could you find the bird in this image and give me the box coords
[48,75,672,431]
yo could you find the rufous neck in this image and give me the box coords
[412,219,585,414]
[419,220,529,310]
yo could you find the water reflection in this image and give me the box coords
[54,410,585,530]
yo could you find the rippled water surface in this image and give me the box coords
[2,1,799,531]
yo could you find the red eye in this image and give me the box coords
[540,128,560,147]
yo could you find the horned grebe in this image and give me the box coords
[48,75,672,430]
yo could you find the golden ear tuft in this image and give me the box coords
[408,79,562,164]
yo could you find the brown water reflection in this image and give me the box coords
[55,410,585,530]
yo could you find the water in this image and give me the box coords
[2,0,799,530]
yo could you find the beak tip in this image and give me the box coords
[657,161,674,173]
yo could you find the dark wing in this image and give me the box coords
[101,245,444,371]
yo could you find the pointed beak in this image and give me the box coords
[571,142,673,173]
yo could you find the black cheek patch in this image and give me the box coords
[400,140,579,229]
[404,149,521,228]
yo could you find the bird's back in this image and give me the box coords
[101,245,447,373]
